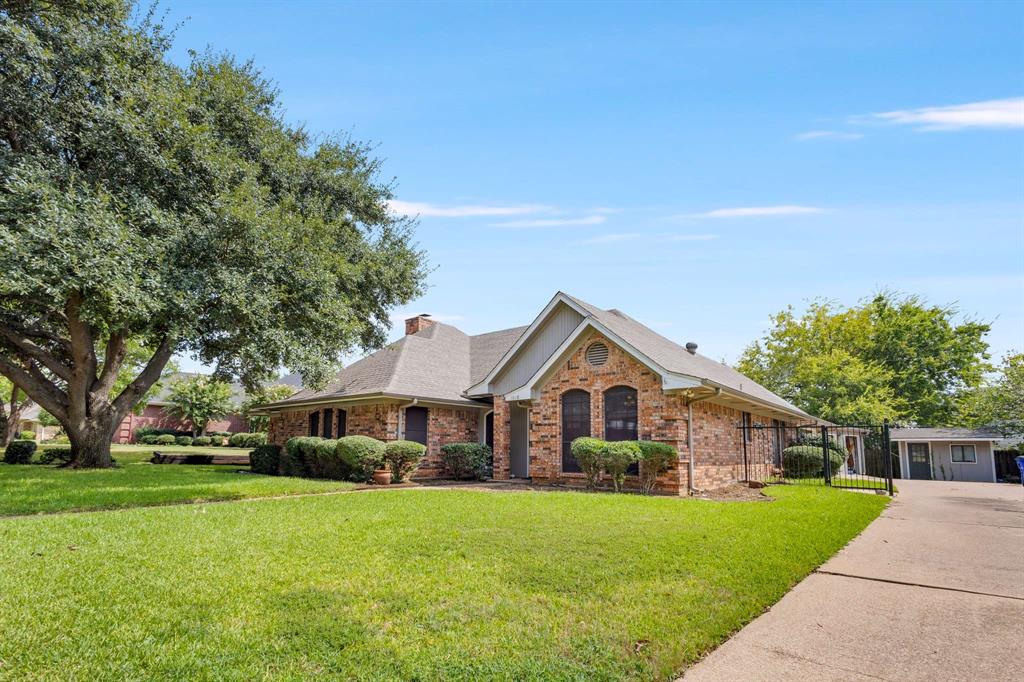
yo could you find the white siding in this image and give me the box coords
[930,441,996,483]
[492,303,583,395]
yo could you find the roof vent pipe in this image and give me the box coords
[685,342,698,354]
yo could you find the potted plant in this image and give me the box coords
[372,464,391,485]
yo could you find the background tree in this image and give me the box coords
[961,351,1023,437]
[739,292,990,425]
[163,375,234,437]
[241,383,296,432]
[0,2,426,466]
[0,376,33,446]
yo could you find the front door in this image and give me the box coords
[907,443,932,480]
[509,404,529,478]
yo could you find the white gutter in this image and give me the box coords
[685,388,721,495]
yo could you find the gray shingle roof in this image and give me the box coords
[563,294,810,418]
[890,427,1003,441]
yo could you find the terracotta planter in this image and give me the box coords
[372,468,391,485]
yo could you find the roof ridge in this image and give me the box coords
[381,335,410,394]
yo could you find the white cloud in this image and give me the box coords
[687,205,825,219]
[864,97,1024,131]
[578,232,641,245]
[578,232,718,246]
[663,233,719,242]
[387,199,550,218]
[795,130,864,141]
[492,215,607,228]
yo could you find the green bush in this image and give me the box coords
[37,447,73,465]
[250,444,282,476]
[570,437,607,489]
[244,432,267,448]
[311,439,350,479]
[155,434,176,446]
[336,436,386,482]
[439,442,490,481]
[175,436,193,446]
[19,430,35,441]
[139,434,159,445]
[384,440,426,483]
[209,436,222,447]
[192,436,211,446]
[637,441,677,494]
[283,436,322,477]
[3,439,37,464]
[602,441,641,492]
[782,445,845,479]
[228,432,247,448]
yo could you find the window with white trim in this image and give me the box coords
[950,444,976,463]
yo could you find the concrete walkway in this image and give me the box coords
[682,480,1024,681]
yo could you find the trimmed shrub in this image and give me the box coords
[209,436,222,447]
[228,432,248,448]
[782,445,845,479]
[602,441,641,492]
[139,434,159,445]
[19,430,35,441]
[637,440,677,494]
[244,432,267,448]
[384,440,426,483]
[3,439,37,464]
[336,436,386,482]
[439,442,490,481]
[311,439,348,479]
[284,436,322,477]
[38,447,73,465]
[250,444,282,476]
[175,436,193,446]
[570,437,607,489]
[155,434,176,446]
[193,436,211,446]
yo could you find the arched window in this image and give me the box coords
[561,389,590,473]
[604,386,638,474]
[308,411,320,437]
[336,409,347,438]
[322,408,334,438]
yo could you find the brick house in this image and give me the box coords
[258,292,816,493]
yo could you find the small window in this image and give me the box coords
[405,406,428,446]
[951,444,976,463]
[308,411,320,437]
[322,408,333,439]
[337,409,347,438]
[585,342,609,367]
[742,412,752,443]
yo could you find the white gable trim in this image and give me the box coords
[502,318,702,402]
[465,292,589,396]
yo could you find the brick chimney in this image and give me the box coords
[405,314,435,336]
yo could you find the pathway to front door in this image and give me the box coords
[681,480,1024,681]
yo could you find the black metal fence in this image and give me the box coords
[738,421,895,495]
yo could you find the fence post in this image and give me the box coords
[883,420,894,495]
[820,425,831,486]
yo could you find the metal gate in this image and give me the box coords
[738,421,895,495]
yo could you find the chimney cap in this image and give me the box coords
[685,341,698,354]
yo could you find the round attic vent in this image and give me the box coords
[585,341,609,366]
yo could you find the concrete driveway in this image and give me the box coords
[682,480,1024,681]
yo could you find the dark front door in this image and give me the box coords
[485,412,494,451]
[908,443,932,480]
[561,389,590,473]
[405,406,428,446]
[510,404,529,478]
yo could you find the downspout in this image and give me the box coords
[685,388,721,495]
[396,398,418,440]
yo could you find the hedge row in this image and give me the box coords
[570,438,677,493]
[137,432,266,448]
[255,436,429,483]
[782,445,846,479]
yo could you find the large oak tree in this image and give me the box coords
[0,2,426,466]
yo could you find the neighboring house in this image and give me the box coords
[112,372,249,443]
[15,404,60,442]
[258,292,816,493]
[891,427,1003,483]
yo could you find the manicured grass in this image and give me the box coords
[0,485,886,680]
[0,453,354,516]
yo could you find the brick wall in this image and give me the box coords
[414,406,481,478]
[492,396,511,480]
[113,405,245,443]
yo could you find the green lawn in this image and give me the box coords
[0,485,886,680]
[0,444,355,516]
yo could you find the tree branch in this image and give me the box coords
[110,336,174,421]
[0,324,72,381]
[0,356,67,422]
[65,294,97,421]
[91,329,127,401]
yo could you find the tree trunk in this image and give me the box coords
[1,415,17,446]
[67,418,117,468]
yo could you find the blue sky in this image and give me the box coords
[165,1,1024,373]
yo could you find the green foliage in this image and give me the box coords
[175,436,193,447]
[439,442,490,481]
[384,440,426,483]
[242,384,298,432]
[250,444,282,476]
[163,377,235,437]
[227,432,266,448]
[961,351,1024,437]
[3,439,37,464]
[311,439,348,480]
[19,430,34,441]
[570,437,607,489]
[601,441,641,492]
[192,436,211,446]
[37,447,73,466]
[637,441,677,494]
[155,435,176,446]
[0,3,427,467]
[738,293,990,425]
[284,437,322,477]
[139,435,159,445]
[335,436,386,482]
[782,445,845,479]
